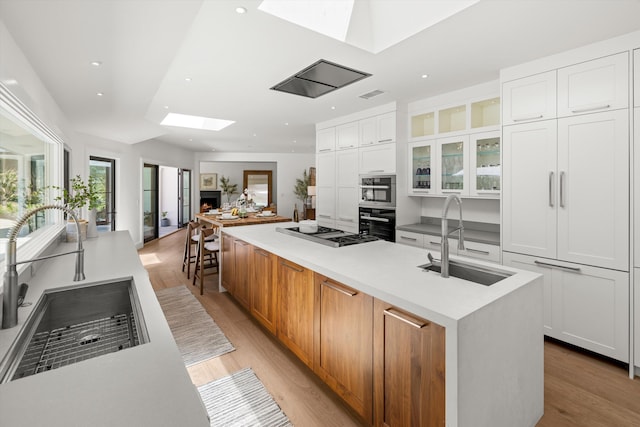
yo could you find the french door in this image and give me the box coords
[178,168,191,228]
[143,163,159,243]
[89,156,116,231]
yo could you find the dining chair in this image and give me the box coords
[182,221,216,279]
[192,227,220,295]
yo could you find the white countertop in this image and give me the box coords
[0,231,209,427]
[221,222,539,329]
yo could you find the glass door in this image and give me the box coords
[90,156,116,231]
[178,168,191,228]
[409,140,435,194]
[438,135,469,194]
[143,163,158,243]
[470,131,501,197]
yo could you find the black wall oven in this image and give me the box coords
[359,174,396,208]
[359,207,396,242]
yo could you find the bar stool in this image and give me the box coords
[193,227,220,295]
[182,221,216,278]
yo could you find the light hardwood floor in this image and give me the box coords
[139,229,640,427]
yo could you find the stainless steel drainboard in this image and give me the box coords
[12,313,139,380]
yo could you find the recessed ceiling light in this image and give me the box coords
[211,148,216,152]
[253,133,257,137]
[161,112,235,131]
[189,138,193,141]
[90,61,102,67]
[96,92,104,96]
[284,122,289,126]
[164,105,169,109]
[185,77,192,82]
[421,74,429,79]
[331,106,336,110]
[236,7,247,14]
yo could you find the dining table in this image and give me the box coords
[195,211,292,292]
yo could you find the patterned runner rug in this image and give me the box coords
[155,285,235,366]
[198,367,293,426]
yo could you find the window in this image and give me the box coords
[0,84,63,263]
[90,156,116,231]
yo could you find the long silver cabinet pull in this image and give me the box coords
[571,104,610,114]
[318,148,333,152]
[534,260,581,273]
[400,236,418,242]
[378,138,393,143]
[318,214,332,219]
[560,171,566,208]
[366,169,385,173]
[322,280,356,297]
[338,217,354,222]
[280,261,304,273]
[383,309,427,329]
[512,114,543,122]
[549,171,555,207]
[464,247,490,255]
[428,240,441,245]
[360,185,390,189]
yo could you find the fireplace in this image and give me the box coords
[200,191,221,212]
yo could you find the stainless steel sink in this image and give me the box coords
[0,277,148,382]
[418,259,513,286]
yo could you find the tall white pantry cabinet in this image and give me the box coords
[502,49,633,364]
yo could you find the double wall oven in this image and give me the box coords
[359,174,396,242]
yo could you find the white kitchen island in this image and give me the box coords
[222,222,544,427]
[0,231,209,427]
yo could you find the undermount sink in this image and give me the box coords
[0,277,148,383]
[418,259,513,286]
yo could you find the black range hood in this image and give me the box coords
[270,59,371,99]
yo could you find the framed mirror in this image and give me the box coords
[243,170,272,208]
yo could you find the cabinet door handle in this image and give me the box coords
[400,236,418,242]
[512,114,543,122]
[322,280,356,297]
[559,171,566,208]
[571,104,610,114]
[280,261,304,273]
[255,249,269,258]
[428,240,441,245]
[383,309,427,329]
[549,171,555,207]
[366,169,385,173]
[338,217,354,222]
[464,247,490,255]
[319,148,333,152]
[534,260,581,273]
[378,138,393,143]
[318,214,332,219]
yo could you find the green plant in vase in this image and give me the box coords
[219,175,238,203]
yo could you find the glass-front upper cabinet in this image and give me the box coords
[409,140,436,194]
[470,131,500,197]
[410,111,435,141]
[438,135,469,194]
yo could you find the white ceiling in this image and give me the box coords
[2,0,640,154]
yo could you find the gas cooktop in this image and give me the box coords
[276,226,379,248]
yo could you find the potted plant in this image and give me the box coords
[219,175,238,203]
[53,175,103,240]
[161,211,170,226]
[293,169,311,220]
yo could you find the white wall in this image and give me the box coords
[200,161,277,205]
[196,152,315,218]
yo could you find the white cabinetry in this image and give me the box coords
[437,135,469,195]
[635,49,640,107]
[359,112,396,146]
[359,143,396,174]
[316,151,336,228]
[557,52,629,117]
[502,71,556,125]
[335,149,359,233]
[635,108,640,268]
[395,230,499,263]
[317,127,335,152]
[469,131,501,196]
[503,111,628,271]
[408,140,436,194]
[636,269,640,368]
[336,122,358,150]
[503,252,629,363]
[395,230,424,248]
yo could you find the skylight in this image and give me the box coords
[160,113,235,131]
[258,0,480,54]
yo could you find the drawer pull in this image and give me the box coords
[512,114,543,122]
[255,249,269,258]
[534,260,581,273]
[318,214,332,219]
[322,280,356,297]
[428,240,441,245]
[571,104,610,114]
[383,309,427,329]
[378,138,393,143]
[464,247,490,255]
[338,217,354,222]
[319,148,333,152]
[400,236,417,242]
[280,261,304,273]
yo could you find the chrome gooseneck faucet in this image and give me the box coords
[2,204,85,329]
[441,194,465,278]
